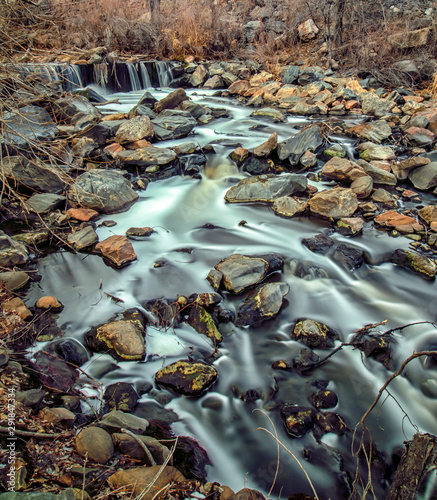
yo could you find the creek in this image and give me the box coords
[26,87,437,499]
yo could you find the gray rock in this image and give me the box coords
[115,116,154,144]
[16,389,46,407]
[292,319,339,349]
[73,118,112,145]
[99,409,149,434]
[117,146,176,166]
[225,174,307,203]
[351,175,373,199]
[357,160,397,185]
[0,231,29,267]
[0,271,30,291]
[212,254,269,294]
[236,282,290,326]
[361,93,395,117]
[67,226,99,250]
[25,193,66,214]
[277,125,323,164]
[113,433,171,464]
[302,233,335,252]
[281,65,300,85]
[333,243,365,270]
[409,162,437,190]
[392,249,436,279]
[129,105,157,120]
[53,96,100,124]
[1,156,67,194]
[152,110,197,140]
[203,75,224,89]
[68,170,138,214]
[251,108,285,122]
[347,120,392,143]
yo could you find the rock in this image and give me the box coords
[32,351,78,393]
[1,156,67,194]
[155,360,217,396]
[126,227,155,238]
[392,249,436,279]
[298,19,319,41]
[1,105,58,149]
[281,65,300,85]
[112,434,170,464]
[0,231,28,268]
[40,407,75,425]
[2,297,32,320]
[15,389,46,407]
[95,235,137,268]
[228,80,250,95]
[409,163,437,190]
[347,120,392,143]
[69,170,138,214]
[46,338,89,367]
[222,72,237,86]
[323,143,346,159]
[251,108,285,122]
[66,208,99,222]
[300,150,318,168]
[104,382,139,412]
[186,303,222,342]
[73,118,112,145]
[225,173,307,203]
[357,160,397,186]
[302,233,335,253]
[76,427,114,464]
[351,175,373,198]
[271,196,307,217]
[389,28,430,49]
[392,157,430,180]
[154,88,188,114]
[174,142,197,155]
[371,188,397,207]
[292,319,339,349]
[67,226,98,250]
[404,127,435,146]
[290,101,321,116]
[308,389,338,409]
[95,320,146,360]
[129,105,157,120]
[203,75,223,89]
[99,409,149,434]
[152,110,197,140]
[190,65,208,87]
[53,96,100,124]
[0,271,30,291]
[35,296,63,312]
[230,147,250,164]
[236,282,289,327]
[235,489,266,500]
[108,466,185,498]
[277,125,323,164]
[333,243,364,270]
[25,193,66,214]
[337,217,365,236]
[315,412,347,436]
[358,142,396,162]
[115,116,154,144]
[136,91,158,110]
[361,93,395,118]
[418,206,437,227]
[308,187,358,219]
[321,157,366,184]
[374,210,422,233]
[241,157,275,175]
[117,146,176,166]
[281,404,316,437]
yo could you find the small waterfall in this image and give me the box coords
[156,61,172,87]
[139,62,152,88]
[126,62,141,91]
[11,63,83,92]
[55,64,83,92]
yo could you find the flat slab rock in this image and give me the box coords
[117,146,177,166]
[96,235,137,268]
[155,360,217,396]
[374,210,423,233]
[225,173,307,204]
[308,187,358,219]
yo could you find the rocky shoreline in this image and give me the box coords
[1,58,437,498]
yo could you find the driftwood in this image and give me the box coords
[387,433,437,500]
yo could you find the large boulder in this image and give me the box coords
[308,187,358,219]
[236,282,289,327]
[392,249,436,279]
[94,320,146,360]
[361,93,395,118]
[277,125,323,164]
[68,170,138,214]
[155,360,217,396]
[0,231,28,268]
[225,173,307,203]
[115,116,154,144]
[154,88,188,114]
[409,162,437,190]
[117,146,176,166]
[52,96,100,124]
[152,110,197,141]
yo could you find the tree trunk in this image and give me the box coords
[334,0,346,45]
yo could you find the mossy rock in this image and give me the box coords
[155,360,217,396]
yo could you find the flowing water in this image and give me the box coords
[26,89,437,498]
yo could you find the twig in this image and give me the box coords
[0,425,72,438]
[121,428,157,466]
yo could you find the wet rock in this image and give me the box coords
[308,389,338,409]
[281,404,316,437]
[347,120,392,143]
[308,187,358,219]
[253,132,278,157]
[333,243,364,270]
[108,466,185,499]
[409,162,437,190]
[300,150,318,168]
[1,156,67,194]
[277,125,323,164]
[126,227,155,238]
[186,303,222,342]
[235,489,266,500]
[25,193,66,214]
[302,233,335,253]
[230,147,249,164]
[66,208,99,222]
[374,210,422,233]
[351,175,373,199]
[152,110,197,140]
[225,173,307,203]
[0,231,28,268]
[241,157,275,175]
[0,271,30,291]
[117,146,176,166]
[251,108,285,122]
[292,319,339,349]
[3,297,32,320]
[154,88,188,114]
[69,170,138,214]
[174,142,197,155]
[67,226,98,250]
[76,427,114,464]
[99,409,149,434]
[315,412,347,437]
[357,160,396,186]
[272,196,307,217]
[155,360,217,396]
[104,382,139,412]
[392,249,436,279]
[95,235,137,267]
[321,157,366,184]
[293,349,320,373]
[16,389,46,407]
[46,338,89,367]
[337,217,365,236]
[32,351,78,393]
[115,116,154,144]
[358,142,396,162]
[112,433,170,464]
[418,205,437,229]
[392,157,430,180]
[94,319,145,360]
[53,96,100,124]
[1,105,58,149]
[236,282,289,327]
[322,143,346,159]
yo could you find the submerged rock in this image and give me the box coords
[281,404,316,437]
[292,319,339,349]
[225,173,307,203]
[95,235,137,267]
[308,188,358,219]
[155,360,217,396]
[392,249,436,279]
[302,233,335,253]
[236,282,289,326]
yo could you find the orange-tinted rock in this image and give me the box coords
[402,189,419,198]
[228,80,250,95]
[67,208,100,222]
[125,140,152,150]
[102,113,126,121]
[104,143,124,158]
[345,100,360,110]
[374,210,423,233]
[2,297,32,320]
[39,407,75,425]
[229,147,249,164]
[95,235,137,267]
[35,296,64,312]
